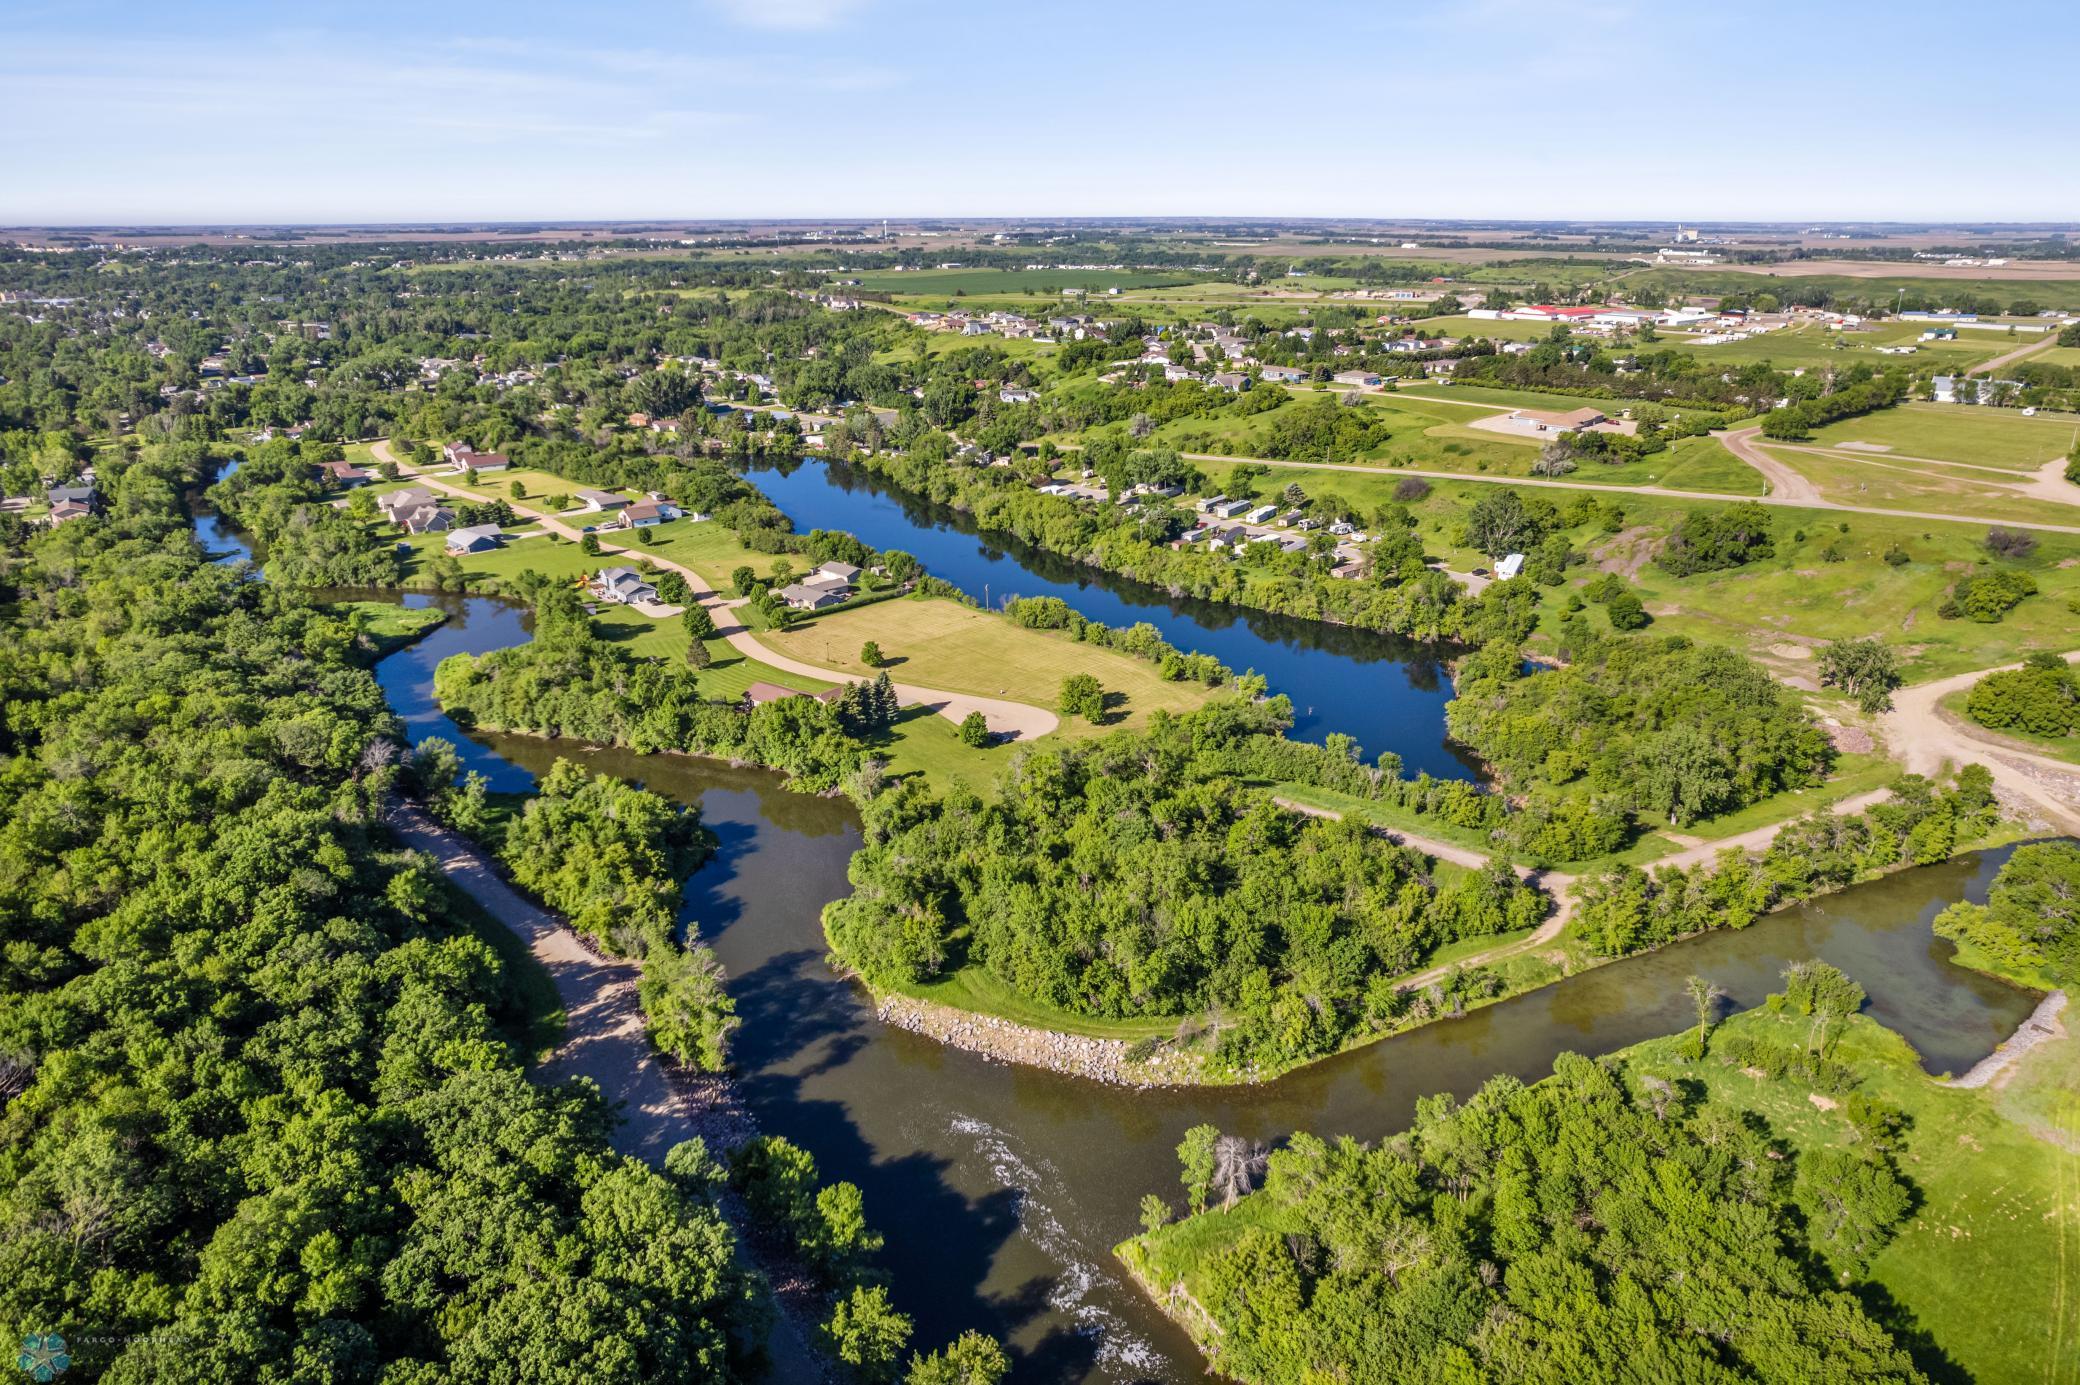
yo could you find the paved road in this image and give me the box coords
[372,441,1060,739]
[1881,651,2080,837]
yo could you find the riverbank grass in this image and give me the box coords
[1117,1003,2080,1385]
[332,599,447,661]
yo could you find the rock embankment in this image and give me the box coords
[874,993,1204,1088]
[1943,990,2066,1090]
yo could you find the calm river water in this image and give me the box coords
[748,458,1480,779]
[200,478,2043,1384]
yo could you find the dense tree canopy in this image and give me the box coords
[826,699,1544,1070]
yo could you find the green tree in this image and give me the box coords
[1177,1124,1218,1213]
[957,710,991,747]
[825,1284,913,1382]
[508,479,525,501]
[861,639,884,667]
[731,565,758,596]
[683,602,718,640]
[906,1332,1010,1385]
[637,943,740,1072]
[1684,973,1726,1055]
[1058,672,1105,721]
[1817,638,1903,713]
[580,532,601,556]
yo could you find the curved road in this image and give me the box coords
[1882,651,2080,837]
[370,441,1060,739]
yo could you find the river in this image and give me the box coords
[748,457,1481,780]
[198,480,2044,1384]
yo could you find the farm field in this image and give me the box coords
[761,595,1217,736]
[1799,402,2080,470]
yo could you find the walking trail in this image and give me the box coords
[371,440,1058,739]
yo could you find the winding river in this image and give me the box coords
[748,458,1480,780]
[201,475,2043,1384]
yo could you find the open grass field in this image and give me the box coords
[1120,1002,2080,1385]
[1653,321,2002,374]
[1800,402,2080,470]
[2032,345,2080,370]
[1633,265,2080,312]
[761,595,1217,736]
[1763,445,2080,527]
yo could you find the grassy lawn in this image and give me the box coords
[1800,402,2080,470]
[1657,435,1770,494]
[330,599,447,661]
[761,595,1217,735]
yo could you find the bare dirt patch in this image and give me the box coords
[1590,525,1659,579]
[1769,642,1815,661]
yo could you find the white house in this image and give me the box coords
[591,566,659,605]
[1495,553,1526,581]
[445,524,502,555]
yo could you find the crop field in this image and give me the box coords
[1800,402,2080,469]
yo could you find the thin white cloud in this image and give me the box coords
[705,0,871,31]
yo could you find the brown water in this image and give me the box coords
[384,597,2041,1385]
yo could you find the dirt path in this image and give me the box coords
[1881,651,2080,836]
[371,441,1059,740]
[386,801,826,1377]
[1717,426,1824,504]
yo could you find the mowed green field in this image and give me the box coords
[1652,321,2001,374]
[761,595,1216,736]
[1800,402,2080,469]
[1761,446,2080,529]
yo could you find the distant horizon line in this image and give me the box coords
[7,216,2080,234]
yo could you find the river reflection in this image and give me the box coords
[749,458,1480,780]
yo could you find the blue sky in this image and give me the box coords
[4,0,2076,224]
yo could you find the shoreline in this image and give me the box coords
[1941,989,2066,1089]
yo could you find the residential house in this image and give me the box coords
[47,499,91,524]
[1195,494,1229,513]
[591,566,659,605]
[1210,499,1252,520]
[811,560,862,587]
[1257,364,1307,384]
[317,460,373,486]
[572,488,629,514]
[1209,371,1247,391]
[1244,504,1278,524]
[776,582,847,611]
[456,452,510,476]
[999,386,1038,404]
[399,503,453,534]
[46,484,94,508]
[1206,526,1250,551]
[613,500,677,529]
[445,524,503,555]
[1494,553,1526,581]
[1332,370,1381,388]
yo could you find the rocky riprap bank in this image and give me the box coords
[874,993,1206,1088]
